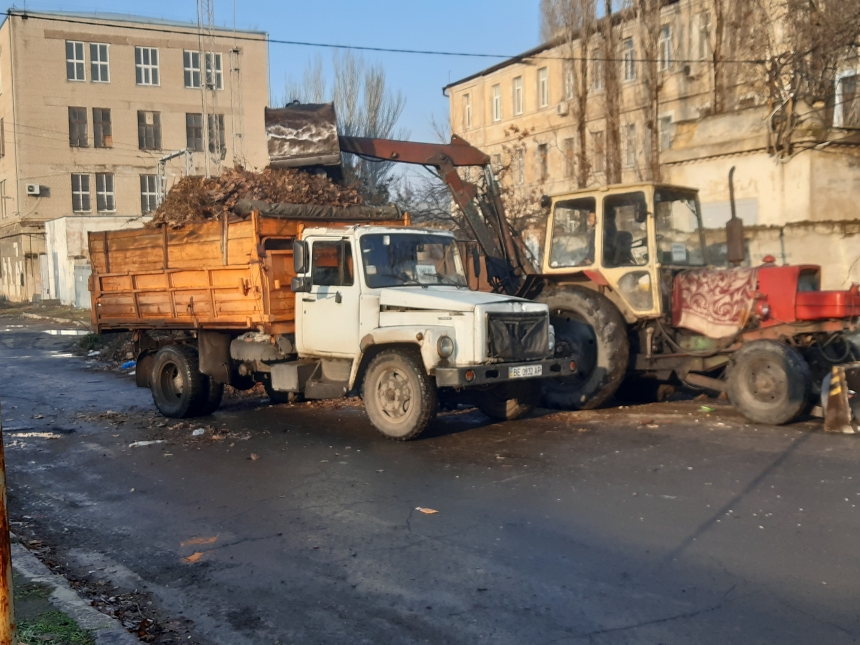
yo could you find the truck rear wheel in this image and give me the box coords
[150,345,207,418]
[535,286,629,410]
[726,340,811,425]
[198,378,224,416]
[474,380,540,421]
[362,349,438,441]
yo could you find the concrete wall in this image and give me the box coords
[45,216,149,307]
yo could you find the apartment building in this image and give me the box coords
[445,0,860,235]
[0,10,269,302]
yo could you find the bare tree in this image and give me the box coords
[635,0,663,181]
[285,51,407,201]
[601,0,624,184]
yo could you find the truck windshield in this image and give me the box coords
[359,233,468,288]
[654,189,707,266]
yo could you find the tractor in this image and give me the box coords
[267,103,860,426]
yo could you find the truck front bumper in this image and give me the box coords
[434,357,577,388]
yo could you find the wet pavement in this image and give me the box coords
[1,318,860,644]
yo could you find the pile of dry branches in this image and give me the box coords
[150,167,363,227]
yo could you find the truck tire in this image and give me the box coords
[262,376,300,405]
[535,286,629,410]
[150,345,207,418]
[726,340,811,425]
[474,380,540,421]
[198,377,224,416]
[362,349,438,441]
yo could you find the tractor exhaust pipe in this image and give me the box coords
[726,166,746,267]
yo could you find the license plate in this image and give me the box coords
[509,365,542,379]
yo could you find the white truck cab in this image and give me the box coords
[278,225,576,440]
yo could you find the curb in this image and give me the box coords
[11,540,139,645]
[20,313,89,328]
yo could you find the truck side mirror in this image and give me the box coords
[291,276,312,293]
[293,240,309,274]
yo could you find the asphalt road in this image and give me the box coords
[1,318,860,644]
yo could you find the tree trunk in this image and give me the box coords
[602,0,622,184]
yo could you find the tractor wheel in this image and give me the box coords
[474,380,541,421]
[726,340,811,425]
[535,286,629,410]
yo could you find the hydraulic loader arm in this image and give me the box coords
[339,135,536,294]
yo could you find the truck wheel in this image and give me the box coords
[726,340,811,425]
[535,286,629,410]
[150,345,206,418]
[262,376,300,404]
[362,349,438,441]
[474,380,540,421]
[198,377,224,416]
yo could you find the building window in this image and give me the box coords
[0,181,6,219]
[90,43,109,82]
[135,47,160,86]
[836,73,860,128]
[96,173,115,212]
[462,93,471,130]
[184,50,201,88]
[623,38,636,82]
[658,26,672,71]
[625,123,638,167]
[537,143,548,182]
[140,175,158,214]
[564,60,575,100]
[68,107,88,147]
[66,41,85,81]
[514,148,524,185]
[208,114,226,154]
[205,53,223,90]
[71,174,91,212]
[186,113,204,151]
[592,48,604,91]
[492,84,502,122]
[564,138,575,178]
[138,111,161,150]
[659,116,673,152]
[93,109,112,148]
[538,67,549,108]
[698,12,711,61]
[513,76,523,115]
[593,130,605,173]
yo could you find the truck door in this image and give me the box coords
[297,238,361,358]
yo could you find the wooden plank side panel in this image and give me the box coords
[137,292,175,318]
[100,275,133,292]
[173,290,214,317]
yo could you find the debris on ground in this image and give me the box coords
[150,166,363,227]
[416,507,439,515]
[191,428,206,437]
[129,440,167,448]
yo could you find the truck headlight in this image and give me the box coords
[437,335,455,358]
[548,325,556,354]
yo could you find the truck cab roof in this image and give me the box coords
[301,225,457,239]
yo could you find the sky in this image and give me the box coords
[8,0,541,141]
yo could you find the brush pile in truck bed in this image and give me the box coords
[150,166,363,227]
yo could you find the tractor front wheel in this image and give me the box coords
[726,340,811,425]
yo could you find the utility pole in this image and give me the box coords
[197,0,221,178]
[0,402,16,645]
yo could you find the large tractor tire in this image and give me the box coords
[362,348,438,441]
[726,340,811,425]
[474,380,541,421]
[535,286,629,410]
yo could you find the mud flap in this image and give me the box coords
[823,365,857,434]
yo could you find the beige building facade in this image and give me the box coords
[445,0,860,235]
[0,10,270,302]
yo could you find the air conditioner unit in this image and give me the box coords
[557,103,570,116]
[25,184,40,196]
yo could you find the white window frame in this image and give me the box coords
[71,174,91,213]
[205,52,223,90]
[492,84,502,122]
[698,12,711,61]
[135,47,160,86]
[90,43,110,83]
[834,69,860,128]
[537,67,549,108]
[140,175,158,214]
[66,41,85,82]
[658,26,672,71]
[183,50,201,88]
[463,93,471,130]
[592,48,604,91]
[513,76,523,115]
[625,123,638,167]
[623,38,636,82]
[96,173,115,212]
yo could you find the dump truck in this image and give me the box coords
[266,103,860,427]
[88,203,576,440]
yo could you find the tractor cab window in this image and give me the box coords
[312,241,354,287]
[548,197,597,268]
[655,189,707,266]
[602,192,649,268]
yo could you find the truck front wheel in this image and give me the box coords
[474,381,540,421]
[726,340,811,425]
[362,349,438,441]
[150,345,207,418]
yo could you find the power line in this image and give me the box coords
[5,10,767,66]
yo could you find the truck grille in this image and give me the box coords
[486,313,548,362]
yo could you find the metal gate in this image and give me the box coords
[73,264,91,309]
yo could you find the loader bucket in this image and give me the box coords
[822,364,860,434]
[265,103,342,168]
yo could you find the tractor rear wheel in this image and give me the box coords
[726,340,811,425]
[535,286,629,410]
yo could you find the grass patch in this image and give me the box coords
[14,581,51,601]
[17,610,94,645]
[77,333,104,352]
